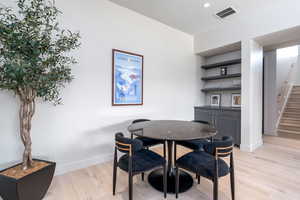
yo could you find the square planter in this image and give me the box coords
[0,159,56,200]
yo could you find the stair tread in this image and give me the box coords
[283,111,300,113]
[279,123,300,128]
[281,117,300,121]
[277,129,300,135]
[283,112,300,114]
[283,112,300,118]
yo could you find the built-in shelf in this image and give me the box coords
[201,86,241,92]
[201,59,241,70]
[201,73,241,81]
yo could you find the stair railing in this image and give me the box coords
[276,63,295,129]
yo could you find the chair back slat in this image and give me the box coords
[216,145,233,157]
[115,133,132,155]
[115,141,131,153]
[115,132,143,155]
[204,136,233,158]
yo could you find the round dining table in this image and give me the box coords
[128,120,217,193]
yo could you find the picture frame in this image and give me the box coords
[220,67,227,76]
[112,49,143,106]
[231,93,241,107]
[210,94,221,107]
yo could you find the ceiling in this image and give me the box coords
[255,26,300,51]
[109,0,276,35]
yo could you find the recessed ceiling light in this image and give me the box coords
[204,2,211,8]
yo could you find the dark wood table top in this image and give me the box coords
[128,120,216,141]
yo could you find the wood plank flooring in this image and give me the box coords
[44,136,300,200]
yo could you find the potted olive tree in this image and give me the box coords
[0,0,80,199]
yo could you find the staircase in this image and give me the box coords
[278,86,300,136]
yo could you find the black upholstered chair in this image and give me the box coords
[175,136,235,200]
[131,119,165,181]
[131,119,163,148]
[176,120,211,152]
[113,133,167,200]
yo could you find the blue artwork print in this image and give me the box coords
[113,51,143,105]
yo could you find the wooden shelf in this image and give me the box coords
[202,59,241,70]
[201,73,241,81]
[201,86,241,92]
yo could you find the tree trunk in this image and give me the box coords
[18,87,36,170]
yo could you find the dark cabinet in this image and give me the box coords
[194,107,241,146]
[194,108,212,123]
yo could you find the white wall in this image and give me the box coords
[277,56,298,94]
[295,47,300,85]
[263,51,277,136]
[0,0,200,174]
[241,40,263,152]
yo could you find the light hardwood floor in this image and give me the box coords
[44,136,300,200]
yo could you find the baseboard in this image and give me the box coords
[240,139,263,152]
[55,153,113,176]
[263,131,277,136]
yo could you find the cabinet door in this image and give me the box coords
[194,108,212,124]
[215,111,241,145]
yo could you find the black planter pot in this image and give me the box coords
[0,159,56,200]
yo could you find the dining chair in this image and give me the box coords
[131,119,163,148]
[175,136,235,200]
[113,132,167,200]
[174,120,212,178]
[175,120,211,152]
[131,119,165,181]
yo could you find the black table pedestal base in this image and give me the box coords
[148,168,193,194]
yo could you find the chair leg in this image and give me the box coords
[163,141,166,160]
[197,174,200,184]
[174,143,177,161]
[141,173,144,181]
[213,177,218,200]
[175,166,179,199]
[163,163,167,198]
[112,164,117,195]
[129,173,133,200]
[230,168,235,200]
[113,152,118,195]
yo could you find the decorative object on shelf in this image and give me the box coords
[0,0,81,199]
[220,67,228,76]
[210,94,221,107]
[112,49,143,106]
[232,93,241,107]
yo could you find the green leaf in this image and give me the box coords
[0,0,81,104]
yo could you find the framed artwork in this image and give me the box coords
[112,49,143,106]
[220,67,227,76]
[232,93,241,107]
[210,94,221,107]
